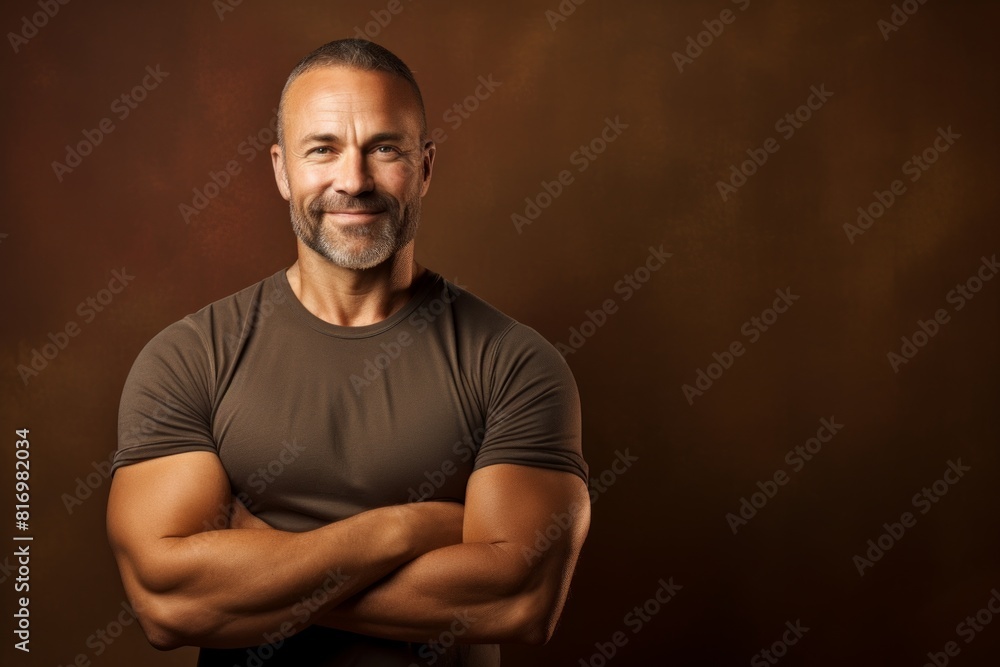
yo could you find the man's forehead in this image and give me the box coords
[284,66,420,134]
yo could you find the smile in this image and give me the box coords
[323,210,384,223]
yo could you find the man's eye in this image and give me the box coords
[374,146,398,155]
[310,147,331,155]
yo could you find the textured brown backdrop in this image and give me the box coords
[3,0,999,665]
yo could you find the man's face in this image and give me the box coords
[271,66,434,270]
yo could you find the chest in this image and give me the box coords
[212,326,484,528]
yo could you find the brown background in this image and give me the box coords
[3,0,999,665]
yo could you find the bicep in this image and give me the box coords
[107,451,231,592]
[464,463,590,567]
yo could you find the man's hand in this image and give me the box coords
[228,498,270,530]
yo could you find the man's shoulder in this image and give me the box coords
[140,269,284,357]
[436,274,567,369]
[167,270,282,332]
[440,276,516,330]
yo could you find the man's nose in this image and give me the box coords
[331,149,374,196]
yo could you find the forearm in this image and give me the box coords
[124,506,416,649]
[317,466,590,646]
[108,450,463,651]
[317,540,546,644]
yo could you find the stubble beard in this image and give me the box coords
[289,184,421,270]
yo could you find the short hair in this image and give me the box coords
[276,38,427,146]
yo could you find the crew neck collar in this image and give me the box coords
[272,267,441,339]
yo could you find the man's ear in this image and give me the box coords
[420,140,436,197]
[271,143,291,201]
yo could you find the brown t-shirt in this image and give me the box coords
[113,267,587,666]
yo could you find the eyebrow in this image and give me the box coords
[299,131,411,146]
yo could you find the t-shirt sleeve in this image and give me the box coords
[474,322,588,484]
[113,317,218,473]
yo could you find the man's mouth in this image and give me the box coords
[323,210,384,222]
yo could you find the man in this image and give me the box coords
[107,39,589,666]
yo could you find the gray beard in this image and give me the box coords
[289,193,420,270]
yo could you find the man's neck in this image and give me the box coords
[286,243,425,327]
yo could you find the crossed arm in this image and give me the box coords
[106,451,589,650]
